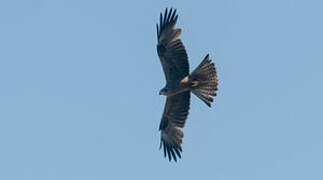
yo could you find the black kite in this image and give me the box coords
[156,8,218,162]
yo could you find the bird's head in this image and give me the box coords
[159,87,168,96]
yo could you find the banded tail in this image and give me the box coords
[190,54,218,107]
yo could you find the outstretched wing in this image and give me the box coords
[156,8,189,83]
[159,92,190,162]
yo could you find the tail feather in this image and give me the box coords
[190,54,218,107]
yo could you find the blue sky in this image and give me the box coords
[1,0,323,179]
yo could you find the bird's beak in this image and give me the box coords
[159,91,162,95]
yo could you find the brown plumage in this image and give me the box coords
[157,8,218,162]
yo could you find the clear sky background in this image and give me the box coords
[1,0,322,180]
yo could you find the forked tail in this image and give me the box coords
[190,54,218,107]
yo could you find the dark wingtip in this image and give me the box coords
[164,8,168,24]
[163,141,166,157]
[174,15,178,24]
[167,8,173,23]
[157,8,179,40]
[206,101,211,107]
[204,54,210,61]
[159,13,163,32]
[160,140,182,162]
[174,148,182,158]
[170,8,177,20]
[170,148,177,162]
[159,139,162,150]
[166,146,171,161]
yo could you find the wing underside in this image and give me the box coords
[157,8,189,83]
[159,92,190,162]
[157,8,191,162]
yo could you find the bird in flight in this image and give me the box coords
[156,8,218,162]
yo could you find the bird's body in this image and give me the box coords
[156,8,218,162]
[159,77,191,96]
